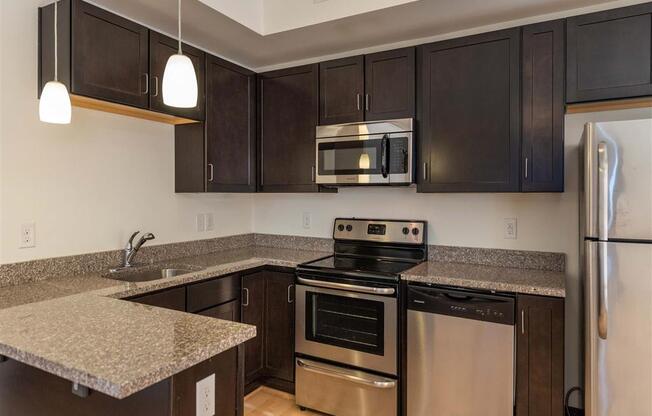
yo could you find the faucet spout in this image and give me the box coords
[122,231,156,268]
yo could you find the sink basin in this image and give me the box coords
[105,264,203,282]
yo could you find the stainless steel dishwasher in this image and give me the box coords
[407,285,515,416]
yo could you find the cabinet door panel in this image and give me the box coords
[242,272,266,385]
[149,31,205,120]
[264,272,295,383]
[258,65,320,192]
[72,0,149,108]
[175,122,206,193]
[516,295,564,416]
[130,287,186,312]
[418,28,520,192]
[319,56,364,125]
[567,3,652,102]
[206,56,256,192]
[198,300,241,322]
[365,48,415,121]
[522,20,565,192]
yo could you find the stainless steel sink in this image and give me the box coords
[104,264,203,282]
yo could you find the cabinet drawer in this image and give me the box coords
[131,286,186,311]
[187,275,240,313]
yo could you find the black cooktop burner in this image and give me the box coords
[300,255,418,277]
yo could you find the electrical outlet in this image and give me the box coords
[205,213,215,231]
[196,373,215,416]
[196,214,206,232]
[302,212,312,229]
[20,223,36,248]
[504,218,517,239]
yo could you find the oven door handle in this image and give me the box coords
[297,277,395,295]
[297,359,396,389]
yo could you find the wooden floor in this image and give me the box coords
[244,386,323,416]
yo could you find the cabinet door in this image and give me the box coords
[258,64,320,192]
[206,55,256,192]
[319,56,365,125]
[130,287,186,312]
[418,28,521,192]
[516,295,564,416]
[264,272,295,383]
[567,3,652,103]
[364,48,416,121]
[198,300,241,322]
[242,272,266,385]
[521,20,565,192]
[175,122,205,193]
[149,31,206,120]
[71,0,149,108]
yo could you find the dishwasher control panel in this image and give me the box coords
[407,285,515,325]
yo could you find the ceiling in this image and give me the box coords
[92,0,639,70]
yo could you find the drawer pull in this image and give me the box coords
[297,359,395,389]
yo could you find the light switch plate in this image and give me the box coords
[504,218,517,239]
[196,214,206,232]
[196,373,215,416]
[205,213,215,231]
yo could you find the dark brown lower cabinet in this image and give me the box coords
[242,270,295,393]
[0,349,241,416]
[516,294,564,416]
[130,286,186,311]
[199,299,241,322]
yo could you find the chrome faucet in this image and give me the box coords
[122,231,155,268]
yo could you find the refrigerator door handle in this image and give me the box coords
[598,142,609,241]
[598,242,608,340]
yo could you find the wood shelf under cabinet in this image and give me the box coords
[566,96,652,114]
[71,95,199,125]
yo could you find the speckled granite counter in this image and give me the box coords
[0,246,330,399]
[401,261,566,297]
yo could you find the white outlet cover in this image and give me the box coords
[20,223,36,248]
[196,214,206,232]
[302,212,312,229]
[205,213,215,231]
[196,373,215,416]
[504,218,517,240]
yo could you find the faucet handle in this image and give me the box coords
[127,231,140,248]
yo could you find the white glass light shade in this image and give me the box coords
[39,81,72,124]
[162,54,198,108]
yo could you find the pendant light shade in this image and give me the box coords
[40,0,72,124]
[39,81,72,124]
[162,0,198,108]
[163,54,198,108]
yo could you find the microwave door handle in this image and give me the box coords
[381,134,389,178]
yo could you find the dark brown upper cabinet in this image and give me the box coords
[567,3,652,103]
[418,28,521,192]
[516,295,564,416]
[258,64,324,193]
[39,0,149,108]
[206,55,256,193]
[149,31,206,121]
[522,20,565,192]
[319,56,365,125]
[364,47,416,121]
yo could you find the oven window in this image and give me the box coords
[318,139,382,175]
[306,291,385,355]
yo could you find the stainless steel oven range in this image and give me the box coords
[295,218,427,416]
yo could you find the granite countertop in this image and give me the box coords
[0,246,330,399]
[401,261,566,297]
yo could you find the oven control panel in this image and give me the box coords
[333,218,426,245]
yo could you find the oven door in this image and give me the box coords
[315,133,412,185]
[295,279,397,375]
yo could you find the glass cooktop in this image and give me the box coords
[300,255,418,277]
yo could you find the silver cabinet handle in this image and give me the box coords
[597,142,609,241]
[365,94,370,111]
[521,309,525,335]
[598,242,608,339]
[524,157,529,179]
[142,73,149,95]
[287,284,294,304]
[297,359,396,389]
[311,166,316,183]
[242,288,249,307]
[152,76,160,97]
[208,163,214,182]
[422,162,428,181]
[356,93,361,111]
[297,277,395,295]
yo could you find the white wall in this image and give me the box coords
[0,0,254,264]
[254,106,652,402]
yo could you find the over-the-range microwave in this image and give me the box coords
[315,118,414,186]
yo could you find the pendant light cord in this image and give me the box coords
[54,0,58,81]
[177,0,182,54]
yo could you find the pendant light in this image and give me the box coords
[162,0,198,108]
[39,0,72,124]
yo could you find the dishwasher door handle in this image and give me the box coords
[297,359,396,389]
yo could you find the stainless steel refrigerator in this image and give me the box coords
[581,119,652,416]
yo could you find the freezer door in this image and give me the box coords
[585,240,652,416]
[582,119,652,240]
